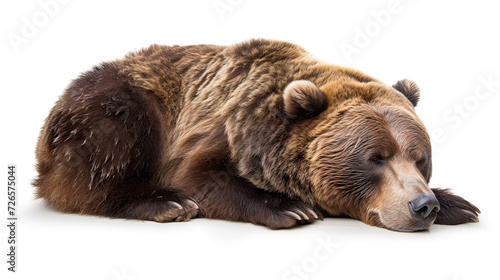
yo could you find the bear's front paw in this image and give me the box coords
[432,188,480,225]
[153,197,199,223]
[263,199,322,229]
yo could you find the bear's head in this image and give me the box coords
[284,78,438,231]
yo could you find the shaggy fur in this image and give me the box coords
[34,39,479,230]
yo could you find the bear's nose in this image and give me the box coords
[409,194,440,222]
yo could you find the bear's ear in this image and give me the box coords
[283,80,327,119]
[392,79,420,107]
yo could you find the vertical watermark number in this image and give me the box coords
[6,165,17,272]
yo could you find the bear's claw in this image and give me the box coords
[284,210,302,220]
[153,198,199,223]
[255,196,323,229]
[464,210,480,223]
[282,206,322,224]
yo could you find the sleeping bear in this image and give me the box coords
[34,39,479,231]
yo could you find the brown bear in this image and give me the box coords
[33,39,479,231]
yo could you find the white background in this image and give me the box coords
[1,1,499,279]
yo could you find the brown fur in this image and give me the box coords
[34,39,479,231]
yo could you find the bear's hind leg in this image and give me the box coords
[34,62,198,223]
